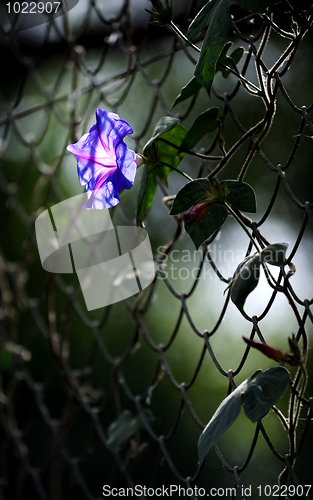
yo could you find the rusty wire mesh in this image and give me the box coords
[0,0,313,499]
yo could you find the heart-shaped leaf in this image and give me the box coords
[222,180,257,213]
[185,204,228,249]
[198,371,260,462]
[198,367,289,462]
[170,178,212,216]
[243,367,290,422]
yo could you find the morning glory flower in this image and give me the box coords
[67,109,142,209]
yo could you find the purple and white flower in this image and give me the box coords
[67,109,141,209]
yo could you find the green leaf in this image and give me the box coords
[172,77,202,108]
[192,1,232,93]
[106,411,141,452]
[190,0,273,93]
[230,254,261,313]
[198,373,260,462]
[222,180,257,213]
[187,0,219,41]
[186,204,228,249]
[198,390,241,463]
[243,367,290,422]
[198,366,289,462]
[181,108,220,151]
[260,242,288,266]
[144,117,179,152]
[136,166,158,227]
[137,117,187,224]
[143,117,186,180]
[216,42,245,78]
[170,178,212,216]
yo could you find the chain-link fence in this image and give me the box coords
[0,1,313,499]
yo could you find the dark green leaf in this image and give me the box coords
[143,116,180,155]
[191,0,273,93]
[198,388,242,463]
[136,166,158,227]
[230,254,261,313]
[244,367,290,422]
[229,46,245,65]
[187,0,219,41]
[107,411,141,452]
[222,179,257,213]
[186,204,228,249]
[172,77,202,108]
[198,372,262,462]
[137,117,187,224]
[181,108,220,151]
[170,178,212,216]
[193,2,232,93]
[260,242,288,266]
[143,117,186,178]
[216,42,245,78]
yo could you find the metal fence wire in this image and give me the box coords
[0,0,313,499]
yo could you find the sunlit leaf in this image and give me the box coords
[137,117,187,225]
[136,166,158,227]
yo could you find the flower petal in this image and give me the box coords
[84,179,120,209]
[95,109,134,152]
[67,109,138,209]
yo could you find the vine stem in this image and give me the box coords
[169,21,201,53]
[153,160,193,182]
[292,363,308,437]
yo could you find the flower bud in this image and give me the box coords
[243,337,295,364]
[182,201,211,225]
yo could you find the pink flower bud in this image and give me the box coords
[243,337,294,363]
[182,201,211,225]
